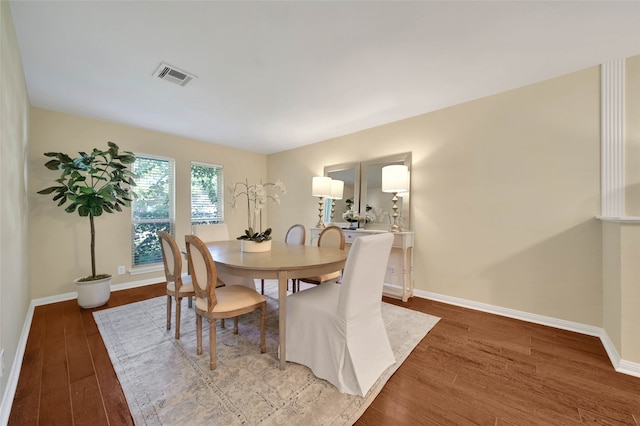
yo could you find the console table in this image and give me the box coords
[310,228,414,302]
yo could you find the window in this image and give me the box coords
[131,155,175,267]
[191,162,224,225]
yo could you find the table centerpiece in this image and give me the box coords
[229,178,287,252]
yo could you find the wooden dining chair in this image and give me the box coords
[297,225,344,291]
[185,234,266,370]
[158,231,195,340]
[192,223,256,290]
[261,224,306,294]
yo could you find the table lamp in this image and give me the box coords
[329,179,344,223]
[312,176,332,228]
[381,165,408,232]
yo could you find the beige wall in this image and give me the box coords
[625,56,640,215]
[1,0,31,404]
[602,222,622,350]
[29,108,267,299]
[603,56,640,364]
[620,225,640,362]
[269,65,604,326]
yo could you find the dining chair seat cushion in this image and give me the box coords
[299,271,341,285]
[166,275,194,294]
[195,285,265,314]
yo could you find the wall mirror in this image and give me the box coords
[324,162,360,225]
[323,152,411,231]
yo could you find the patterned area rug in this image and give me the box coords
[94,281,439,425]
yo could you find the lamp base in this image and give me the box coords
[316,197,326,229]
[390,192,401,232]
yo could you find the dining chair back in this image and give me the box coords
[193,223,256,289]
[185,234,266,370]
[158,231,194,339]
[297,225,344,290]
[262,224,307,294]
[285,224,306,245]
[317,225,345,249]
[285,232,395,396]
[192,223,230,241]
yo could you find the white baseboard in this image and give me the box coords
[0,301,36,426]
[0,276,164,425]
[414,288,640,379]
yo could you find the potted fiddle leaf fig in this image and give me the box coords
[38,141,137,308]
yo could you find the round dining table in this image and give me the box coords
[205,240,347,370]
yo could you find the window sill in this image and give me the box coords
[129,264,164,275]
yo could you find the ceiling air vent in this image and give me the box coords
[153,62,196,87]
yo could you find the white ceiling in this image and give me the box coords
[9,1,640,155]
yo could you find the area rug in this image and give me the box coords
[94,281,439,425]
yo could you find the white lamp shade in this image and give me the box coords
[382,165,409,193]
[330,180,344,199]
[312,176,332,197]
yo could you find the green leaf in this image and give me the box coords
[52,192,65,201]
[118,154,136,164]
[79,187,95,195]
[44,159,61,170]
[37,186,62,195]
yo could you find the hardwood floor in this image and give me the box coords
[8,283,640,425]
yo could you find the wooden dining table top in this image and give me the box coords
[205,240,347,277]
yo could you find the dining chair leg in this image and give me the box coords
[166,295,172,331]
[188,296,192,308]
[260,302,266,353]
[234,317,239,334]
[209,318,217,370]
[261,279,265,295]
[175,297,182,340]
[196,315,203,355]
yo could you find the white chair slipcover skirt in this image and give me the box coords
[285,232,396,396]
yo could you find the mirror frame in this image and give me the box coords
[323,152,411,231]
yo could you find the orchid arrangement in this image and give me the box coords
[342,209,374,224]
[229,178,287,242]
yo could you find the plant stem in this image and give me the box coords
[90,213,96,277]
[245,178,251,230]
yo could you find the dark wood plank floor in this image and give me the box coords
[9,283,640,425]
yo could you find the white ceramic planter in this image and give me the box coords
[240,240,272,253]
[74,275,112,308]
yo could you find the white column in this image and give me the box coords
[601,59,626,217]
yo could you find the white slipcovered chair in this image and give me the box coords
[192,223,256,290]
[285,232,395,396]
